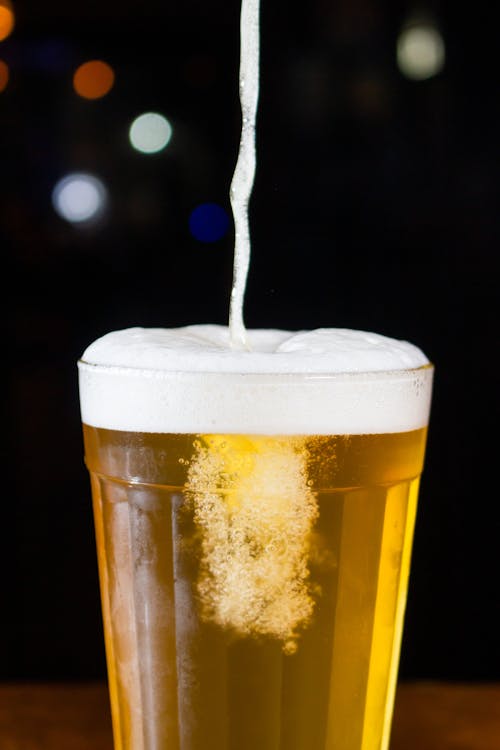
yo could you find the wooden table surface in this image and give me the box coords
[0,681,499,749]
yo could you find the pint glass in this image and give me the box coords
[78,328,433,750]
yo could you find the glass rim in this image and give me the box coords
[78,359,433,382]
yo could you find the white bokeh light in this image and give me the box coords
[397,24,445,81]
[52,173,107,223]
[129,112,172,154]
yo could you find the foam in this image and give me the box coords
[78,325,433,434]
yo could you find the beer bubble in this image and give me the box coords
[185,435,319,652]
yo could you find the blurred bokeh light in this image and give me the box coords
[189,203,230,243]
[52,173,108,224]
[0,0,14,41]
[73,60,115,99]
[0,59,9,92]
[397,23,445,80]
[129,112,173,154]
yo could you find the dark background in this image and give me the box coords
[2,0,498,682]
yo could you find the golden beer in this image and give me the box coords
[83,426,427,750]
[78,325,433,750]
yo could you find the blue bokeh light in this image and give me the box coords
[189,202,230,243]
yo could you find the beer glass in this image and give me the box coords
[78,330,433,750]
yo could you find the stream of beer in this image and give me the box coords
[229,0,260,350]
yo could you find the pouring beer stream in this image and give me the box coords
[229,0,260,350]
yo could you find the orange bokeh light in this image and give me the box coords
[0,60,9,93]
[73,60,115,100]
[0,1,15,42]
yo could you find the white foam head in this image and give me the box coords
[78,325,433,434]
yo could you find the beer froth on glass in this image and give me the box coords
[78,325,433,750]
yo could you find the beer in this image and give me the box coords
[78,325,433,750]
[79,7,434,749]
